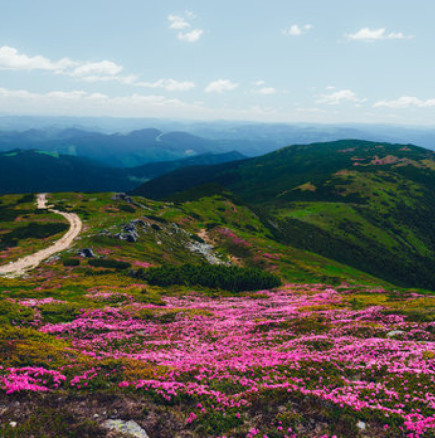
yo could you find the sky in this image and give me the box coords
[1,0,435,125]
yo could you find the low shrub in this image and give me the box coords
[133,263,281,292]
[119,204,135,213]
[40,303,83,324]
[0,222,69,249]
[88,259,131,270]
[62,258,80,267]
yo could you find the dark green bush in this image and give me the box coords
[88,258,131,270]
[119,204,135,213]
[0,222,69,250]
[62,258,80,267]
[146,215,167,223]
[134,263,281,292]
[40,303,83,324]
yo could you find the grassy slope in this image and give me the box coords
[43,192,389,288]
[0,193,433,437]
[133,140,435,290]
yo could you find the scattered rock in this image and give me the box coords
[132,219,146,227]
[109,220,150,243]
[186,240,226,265]
[112,193,133,204]
[387,330,405,338]
[102,419,149,438]
[114,231,139,243]
[356,420,366,431]
[78,248,95,258]
[123,224,137,233]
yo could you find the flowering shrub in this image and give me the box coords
[0,286,423,436]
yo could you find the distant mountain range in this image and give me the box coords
[0,149,245,193]
[1,115,435,156]
[0,128,223,167]
[1,117,435,170]
[133,139,435,290]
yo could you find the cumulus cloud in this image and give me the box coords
[282,24,312,37]
[0,46,75,72]
[0,45,126,82]
[136,78,195,91]
[373,96,435,108]
[177,29,203,42]
[0,46,196,91]
[168,11,203,42]
[252,80,265,87]
[346,27,413,42]
[70,60,123,77]
[205,79,239,93]
[316,89,366,105]
[168,14,191,30]
[251,80,276,95]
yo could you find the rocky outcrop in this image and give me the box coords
[186,240,226,265]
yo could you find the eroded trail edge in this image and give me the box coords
[0,194,82,277]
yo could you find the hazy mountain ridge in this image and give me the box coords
[0,149,246,194]
[0,128,222,168]
[1,118,435,170]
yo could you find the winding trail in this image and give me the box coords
[0,194,82,277]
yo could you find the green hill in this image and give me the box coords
[133,140,435,290]
[0,150,133,193]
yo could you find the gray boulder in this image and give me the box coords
[102,419,149,438]
[78,248,95,258]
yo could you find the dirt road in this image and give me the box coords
[0,194,82,277]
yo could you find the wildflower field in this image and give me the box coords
[0,192,433,437]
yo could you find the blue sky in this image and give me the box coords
[0,0,434,124]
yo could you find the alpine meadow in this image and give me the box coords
[0,1,434,438]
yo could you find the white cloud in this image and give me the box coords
[0,46,75,71]
[252,80,265,86]
[0,87,203,118]
[346,27,413,42]
[168,14,191,30]
[71,60,123,77]
[136,78,195,91]
[205,79,239,93]
[168,11,203,42]
[177,29,203,42]
[0,45,126,82]
[250,80,276,95]
[282,24,312,37]
[316,89,366,105]
[0,46,196,91]
[256,87,276,95]
[373,96,435,109]
[77,74,138,84]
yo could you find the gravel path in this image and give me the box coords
[0,194,82,277]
